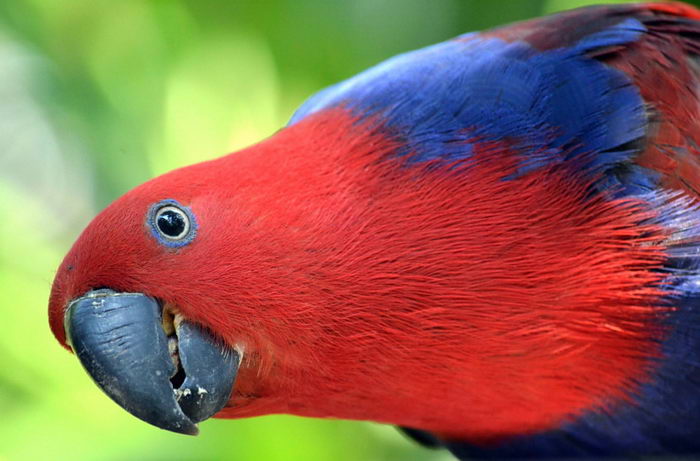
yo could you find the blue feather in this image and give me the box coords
[290,19,647,183]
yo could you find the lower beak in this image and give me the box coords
[64,289,239,435]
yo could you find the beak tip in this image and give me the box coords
[171,422,199,436]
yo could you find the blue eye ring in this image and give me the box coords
[147,199,198,248]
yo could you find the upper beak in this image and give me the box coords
[64,289,239,435]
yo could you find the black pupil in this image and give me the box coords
[157,209,186,237]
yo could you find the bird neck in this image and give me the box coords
[211,109,668,442]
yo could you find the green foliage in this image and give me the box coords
[0,0,675,459]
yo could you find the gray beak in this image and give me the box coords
[64,289,239,435]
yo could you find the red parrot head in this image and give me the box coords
[48,113,414,435]
[49,4,700,454]
[48,159,246,434]
[48,108,669,442]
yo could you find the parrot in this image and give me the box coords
[48,2,700,459]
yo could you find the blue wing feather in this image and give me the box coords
[290,20,646,182]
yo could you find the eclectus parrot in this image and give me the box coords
[48,3,700,459]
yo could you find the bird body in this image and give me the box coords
[49,3,700,459]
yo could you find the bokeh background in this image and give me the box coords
[0,0,685,460]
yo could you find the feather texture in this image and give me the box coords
[48,2,700,459]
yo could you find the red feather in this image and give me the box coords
[50,110,671,441]
[47,2,700,450]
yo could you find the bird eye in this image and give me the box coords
[156,206,189,239]
[147,200,197,248]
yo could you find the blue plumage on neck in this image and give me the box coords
[290,19,647,184]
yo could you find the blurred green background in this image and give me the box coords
[1,0,684,460]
